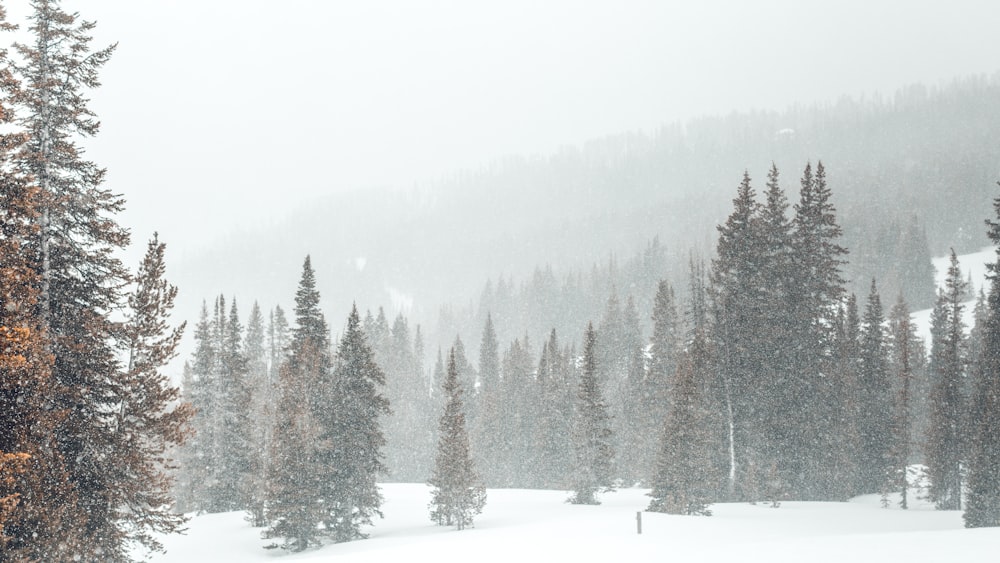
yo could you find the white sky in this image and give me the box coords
[4,0,998,260]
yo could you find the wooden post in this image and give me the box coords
[636,511,642,534]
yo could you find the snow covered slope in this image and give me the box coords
[144,484,998,562]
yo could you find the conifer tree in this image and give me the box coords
[787,161,848,499]
[325,306,390,542]
[711,171,765,498]
[0,102,80,558]
[927,250,968,510]
[534,330,574,489]
[15,1,131,555]
[885,295,916,509]
[265,256,332,550]
[858,280,892,494]
[112,235,193,556]
[640,280,680,483]
[429,349,486,530]
[569,322,614,504]
[265,341,325,551]
[245,302,270,526]
[965,187,1000,528]
[647,328,716,516]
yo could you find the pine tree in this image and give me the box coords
[858,280,892,494]
[15,1,130,556]
[116,234,193,555]
[965,186,1000,528]
[264,341,325,552]
[885,295,916,509]
[787,161,849,499]
[569,322,614,504]
[647,328,716,516]
[326,305,391,542]
[534,330,574,489]
[429,348,486,530]
[926,250,968,510]
[473,314,504,485]
[245,302,270,527]
[710,171,766,499]
[0,11,81,555]
[265,256,331,550]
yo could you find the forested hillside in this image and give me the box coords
[174,75,999,342]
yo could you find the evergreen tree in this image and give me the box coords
[534,330,574,489]
[710,171,766,499]
[113,235,193,555]
[264,341,325,551]
[245,302,270,527]
[265,256,333,550]
[429,349,486,530]
[0,101,80,558]
[926,250,968,510]
[885,295,916,509]
[858,280,892,494]
[326,305,391,542]
[787,161,848,499]
[965,186,1000,527]
[218,300,252,511]
[639,280,680,483]
[569,322,614,504]
[15,1,131,556]
[647,327,716,516]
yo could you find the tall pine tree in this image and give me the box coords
[926,250,968,510]
[429,348,486,530]
[569,322,614,504]
[965,187,1000,528]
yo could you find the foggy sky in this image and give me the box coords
[5,0,998,261]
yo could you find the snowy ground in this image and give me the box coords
[144,483,998,562]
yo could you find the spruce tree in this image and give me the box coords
[926,250,968,510]
[569,322,614,504]
[245,302,270,527]
[534,330,574,489]
[0,88,80,558]
[885,295,916,509]
[429,348,486,530]
[647,327,716,516]
[113,235,193,555]
[265,256,332,550]
[965,187,1000,528]
[858,280,892,494]
[325,306,390,542]
[15,1,131,555]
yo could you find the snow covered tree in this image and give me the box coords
[885,295,916,509]
[534,329,575,489]
[264,341,325,551]
[265,256,331,550]
[0,15,81,554]
[569,322,615,504]
[325,305,391,542]
[858,280,892,494]
[14,1,131,556]
[429,348,486,530]
[244,302,270,527]
[926,250,968,510]
[965,189,1000,528]
[115,234,193,556]
[647,327,717,515]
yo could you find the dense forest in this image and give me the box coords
[5,0,1000,561]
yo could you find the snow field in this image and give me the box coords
[146,483,999,562]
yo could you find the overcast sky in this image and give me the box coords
[5,0,998,260]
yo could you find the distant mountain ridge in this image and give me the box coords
[173,73,1000,349]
